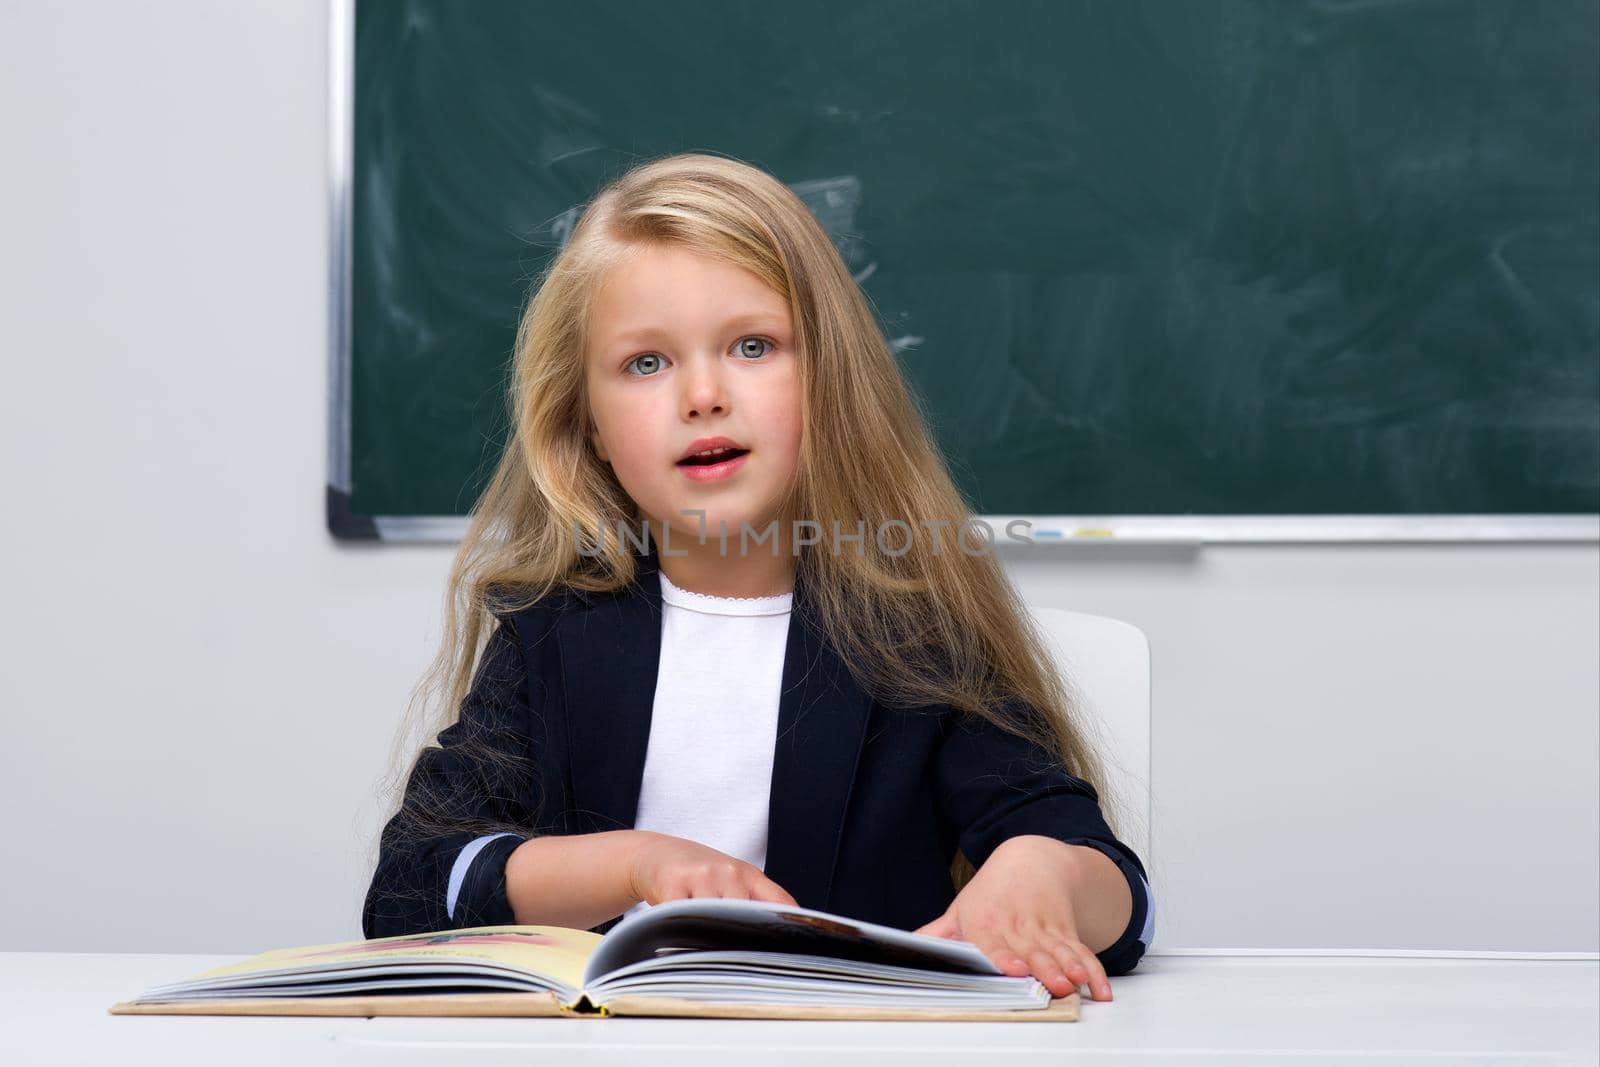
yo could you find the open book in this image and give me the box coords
[110,898,1078,1022]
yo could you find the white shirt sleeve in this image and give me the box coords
[1138,873,1155,946]
[447,832,524,921]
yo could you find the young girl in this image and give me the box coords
[363,153,1154,1003]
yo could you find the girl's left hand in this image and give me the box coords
[913,835,1113,1001]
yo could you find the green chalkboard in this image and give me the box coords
[331,0,1599,540]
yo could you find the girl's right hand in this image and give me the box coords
[625,831,798,907]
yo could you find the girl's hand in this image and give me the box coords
[914,835,1114,1001]
[625,831,798,907]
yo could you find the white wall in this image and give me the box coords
[2,0,1595,956]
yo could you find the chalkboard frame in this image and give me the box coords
[323,0,1597,545]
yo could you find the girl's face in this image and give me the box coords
[584,243,803,547]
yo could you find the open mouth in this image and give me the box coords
[677,447,750,467]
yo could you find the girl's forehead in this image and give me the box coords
[595,243,780,298]
[587,245,792,340]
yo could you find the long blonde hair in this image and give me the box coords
[372,151,1134,896]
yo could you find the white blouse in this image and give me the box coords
[618,567,793,921]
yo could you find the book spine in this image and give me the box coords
[558,992,610,1017]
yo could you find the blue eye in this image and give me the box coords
[736,336,774,359]
[625,336,774,375]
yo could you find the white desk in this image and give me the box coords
[5,950,1596,1065]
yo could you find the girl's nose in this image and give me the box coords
[680,356,729,418]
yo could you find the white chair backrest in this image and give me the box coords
[1024,606,1153,868]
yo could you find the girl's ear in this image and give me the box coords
[588,425,610,463]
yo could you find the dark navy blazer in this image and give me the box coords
[363,541,1152,975]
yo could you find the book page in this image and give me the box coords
[584,899,998,987]
[585,948,1048,1010]
[141,926,603,1001]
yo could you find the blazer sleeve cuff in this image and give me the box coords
[452,832,528,928]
